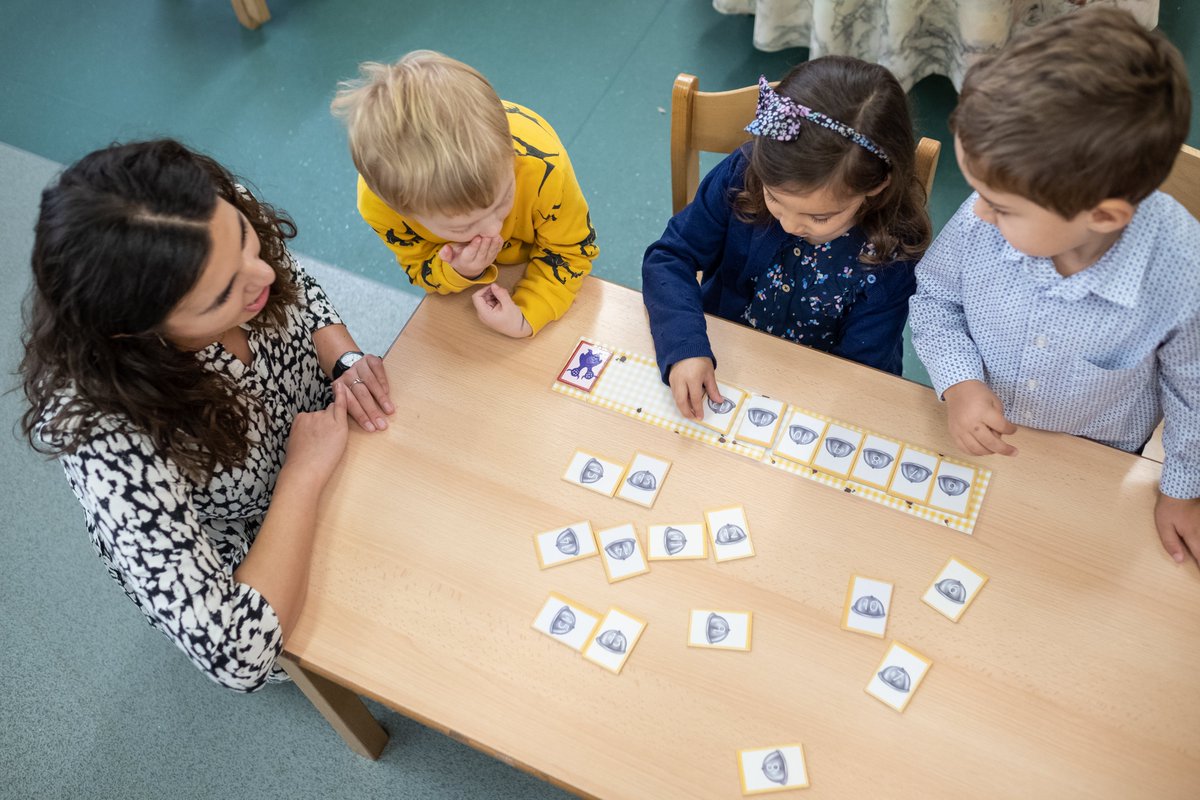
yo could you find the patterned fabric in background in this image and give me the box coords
[713,0,1159,90]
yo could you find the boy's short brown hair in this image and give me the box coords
[331,51,512,216]
[950,7,1190,218]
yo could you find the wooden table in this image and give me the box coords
[283,278,1200,798]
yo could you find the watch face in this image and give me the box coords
[341,352,364,369]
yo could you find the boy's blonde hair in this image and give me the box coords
[331,51,512,216]
[950,7,1190,218]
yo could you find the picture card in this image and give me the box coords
[557,340,613,392]
[615,452,671,508]
[531,592,602,652]
[582,607,647,675]
[533,520,598,569]
[734,395,785,447]
[926,460,977,517]
[705,506,755,562]
[596,523,650,583]
[922,557,989,622]
[772,408,829,466]
[562,450,626,497]
[840,574,894,638]
[886,445,940,504]
[737,744,810,794]
[688,609,753,651]
[811,423,864,478]
[849,434,903,490]
[865,641,932,713]
[698,382,747,435]
[646,523,707,560]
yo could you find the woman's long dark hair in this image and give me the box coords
[734,56,931,265]
[20,139,300,481]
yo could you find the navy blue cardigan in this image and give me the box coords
[641,148,916,382]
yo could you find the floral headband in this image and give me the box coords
[744,76,891,166]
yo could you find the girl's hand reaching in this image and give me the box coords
[668,356,723,420]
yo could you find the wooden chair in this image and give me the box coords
[670,72,942,214]
[232,0,270,29]
[1139,143,1199,464]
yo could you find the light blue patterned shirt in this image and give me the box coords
[910,192,1200,498]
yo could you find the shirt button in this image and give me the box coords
[1026,378,1038,390]
[1034,335,1047,348]
[793,247,802,257]
[782,284,791,293]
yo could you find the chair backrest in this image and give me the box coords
[1161,144,1200,220]
[670,72,941,215]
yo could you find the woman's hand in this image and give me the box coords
[668,357,723,420]
[333,354,394,432]
[283,381,349,487]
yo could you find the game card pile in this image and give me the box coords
[551,338,992,535]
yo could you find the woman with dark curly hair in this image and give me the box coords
[20,139,394,691]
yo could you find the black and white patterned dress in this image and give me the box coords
[45,265,342,692]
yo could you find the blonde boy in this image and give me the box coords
[332,51,598,337]
[910,8,1200,565]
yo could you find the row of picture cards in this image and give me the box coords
[535,507,755,581]
[556,340,978,518]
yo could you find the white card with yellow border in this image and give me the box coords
[699,383,747,434]
[923,557,989,622]
[773,408,828,465]
[582,607,647,674]
[840,574,894,638]
[533,521,598,569]
[646,523,707,560]
[811,423,864,477]
[596,523,650,582]
[734,395,785,447]
[737,745,810,794]
[532,593,602,652]
[849,434,903,490]
[705,505,754,562]
[865,641,932,713]
[615,452,671,507]
[926,460,977,517]
[688,609,752,651]
[562,450,625,497]
[887,445,940,504]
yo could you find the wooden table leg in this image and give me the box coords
[231,0,271,29]
[280,654,389,759]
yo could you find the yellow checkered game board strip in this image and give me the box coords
[551,338,990,535]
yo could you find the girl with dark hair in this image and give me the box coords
[642,56,932,419]
[20,139,394,691]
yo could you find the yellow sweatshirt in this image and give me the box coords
[356,101,598,335]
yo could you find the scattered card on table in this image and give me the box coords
[886,445,940,504]
[772,408,829,466]
[582,607,647,674]
[841,574,894,638]
[533,520,598,569]
[557,340,613,392]
[705,506,755,562]
[848,434,903,490]
[532,592,602,652]
[923,557,988,622]
[926,460,977,517]
[737,744,810,794]
[734,395,785,447]
[562,450,626,497]
[698,382,747,435]
[596,523,650,582]
[811,423,864,478]
[865,641,932,712]
[615,452,671,507]
[646,523,707,560]
[688,609,752,651]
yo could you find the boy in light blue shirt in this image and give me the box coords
[910,7,1199,566]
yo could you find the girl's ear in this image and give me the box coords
[1087,198,1135,233]
[864,174,892,197]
